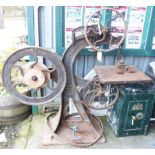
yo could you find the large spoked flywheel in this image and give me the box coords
[84,7,126,52]
[2,47,66,105]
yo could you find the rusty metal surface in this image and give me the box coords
[2,47,66,105]
[84,7,126,52]
[45,34,105,147]
[81,77,119,110]
[2,8,128,146]
[94,66,152,84]
[62,35,92,120]
[44,114,105,147]
[42,22,127,146]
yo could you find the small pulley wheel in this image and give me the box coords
[2,47,66,105]
[84,7,126,52]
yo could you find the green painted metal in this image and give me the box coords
[103,8,112,49]
[26,6,38,114]
[80,48,155,56]
[143,7,155,50]
[107,83,155,136]
[27,6,35,46]
[55,6,65,56]
[54,46,155,57]
[55,6,155,56]
[123,6,131,48]
[141,6,153,49]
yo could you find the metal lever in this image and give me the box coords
[131,115,136,126]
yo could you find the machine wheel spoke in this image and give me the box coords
[13,65,24,77]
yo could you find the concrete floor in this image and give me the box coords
[13,114,155,149]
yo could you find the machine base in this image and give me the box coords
[42,115,105,147]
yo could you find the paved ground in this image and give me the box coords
[10,114,155,149]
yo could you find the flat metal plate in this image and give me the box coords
[94,66,152,84]
[42,117,105,146]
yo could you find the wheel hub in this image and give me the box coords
[21,62,50,89]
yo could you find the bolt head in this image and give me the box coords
[31,76,38,81]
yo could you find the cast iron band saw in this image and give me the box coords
[2,8,127,147]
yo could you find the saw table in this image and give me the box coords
[94,66,152,84]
